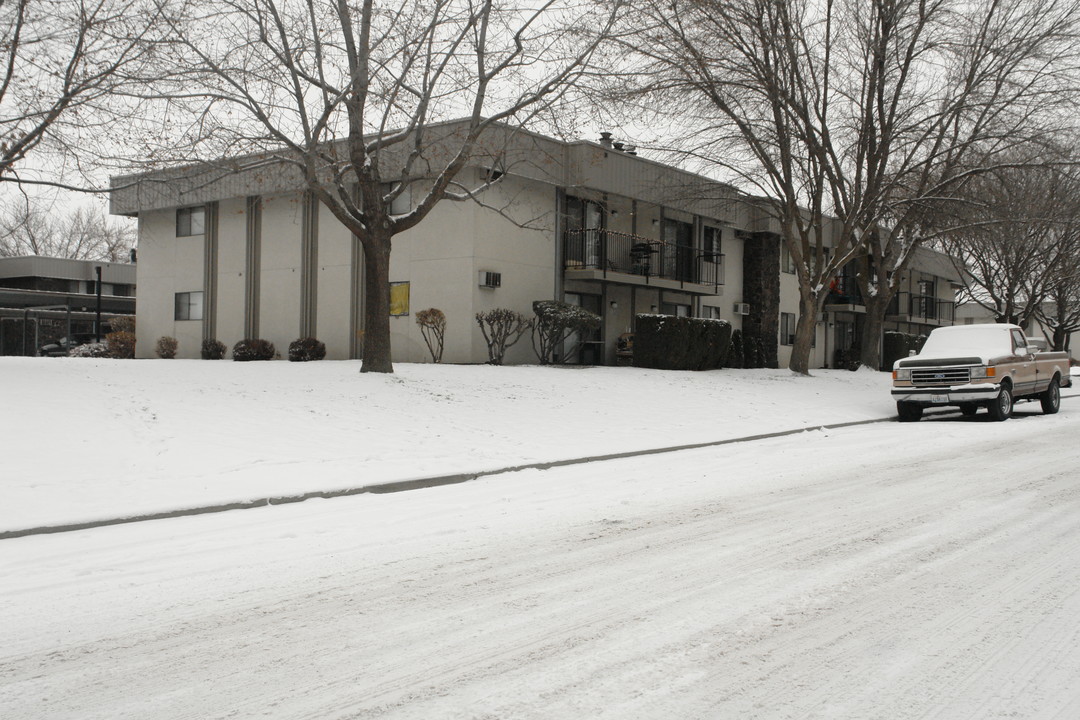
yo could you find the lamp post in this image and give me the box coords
[95,266,103,342]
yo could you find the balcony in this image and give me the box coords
[563,228,723,293]
[887,292,955,325]
[823,276,864,311]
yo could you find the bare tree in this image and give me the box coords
[942,162,1080,346]
[611,0,1080,373]
[0,195,135,260]
[0,0,163,187]
[142,0,622,373]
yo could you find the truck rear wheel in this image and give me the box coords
[1040,377,1061,414]
[897,403,923,422]
[988,386,1013,422]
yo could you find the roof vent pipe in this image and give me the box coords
[613,141,625,151]
[599,131,613,149]
[624,145,637,156]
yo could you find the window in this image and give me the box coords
[781,244,797,274]
[781,312,796,345]
[660,302,690,317]
[701,305,723,320]
[380,183,412,215]
[176,206,206,237]
[174,291,204,321]
[703,226,723,262]
[389,281,410,316]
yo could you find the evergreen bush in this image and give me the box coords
[633,314,732,370]
[232,338,276,361]
[288,337,326,362]
[201,338,227,360]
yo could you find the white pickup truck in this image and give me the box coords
[892,324,1072,422]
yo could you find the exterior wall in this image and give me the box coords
[257,194,304,355]
[135,208,205,358]
[214,198,248,348]
[316,201,355,360]
[391,172,557,365]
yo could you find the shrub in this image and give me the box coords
[106,331,136,359]
[156,336,179,359]
[109,316,135,334]
[882,331,926,371]
[475,308,532,365]
[201,338,227,360]
[415,308,447,363]
[288,337,326,362]
[70,342,109,358]
[728,329,745,369]
[232,338,276,361]
[531,300,601,365]
[633,314,732,370]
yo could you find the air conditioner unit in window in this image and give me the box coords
[733,302,750,315]
[479,271,502,289]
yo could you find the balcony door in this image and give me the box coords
[566,196,604,269]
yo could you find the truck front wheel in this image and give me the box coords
[897,403,923,422]
[988,385,1013,422]
[1040,377,1061,415]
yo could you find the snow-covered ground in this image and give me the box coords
[2,358,1079,718]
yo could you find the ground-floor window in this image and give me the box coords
[660,302,690,317]
[174,291,204,321]
[780,312,796,345]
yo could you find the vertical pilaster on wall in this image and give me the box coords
[244,196,262,340]
[741,231,781,368]
[554,187,565,302]
[300,191,319,339]
[202,202,219,342]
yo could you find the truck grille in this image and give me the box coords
[911,367,971,387]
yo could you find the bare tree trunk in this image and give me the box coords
[361,236,392,373]
[859,294,890,371]
[789,289,820,375]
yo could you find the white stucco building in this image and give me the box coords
[109,124,960,368]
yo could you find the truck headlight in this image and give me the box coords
[970,366,995,379]
[894,368,911,381]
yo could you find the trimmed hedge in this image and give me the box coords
[633,314,732,370]
[232,338,276,361]
[201,338,227,360]
[288,337,326,362]
[883,331,927,370]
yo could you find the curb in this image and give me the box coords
[4,392,1078,540]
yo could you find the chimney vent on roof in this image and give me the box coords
[599,131,613,149]
[624,145,637,156]
[613,141,625,151]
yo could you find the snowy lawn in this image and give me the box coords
[3,358,1080,719]
[1,357,901,532]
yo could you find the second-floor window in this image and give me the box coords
[176,206,206,237]
[781,244,797,274]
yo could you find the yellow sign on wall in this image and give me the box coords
[390,281,410,316]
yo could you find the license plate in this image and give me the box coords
[931,394,948,403]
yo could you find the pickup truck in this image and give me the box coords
[892,324,1072,422]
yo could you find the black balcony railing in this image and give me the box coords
[887,291,955,323]
[825,276,863,305]
[563,228,723,287]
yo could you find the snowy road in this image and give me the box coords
[4,407,1080,718]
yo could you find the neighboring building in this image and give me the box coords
[108,123,955,367]
[0,256,136,356]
